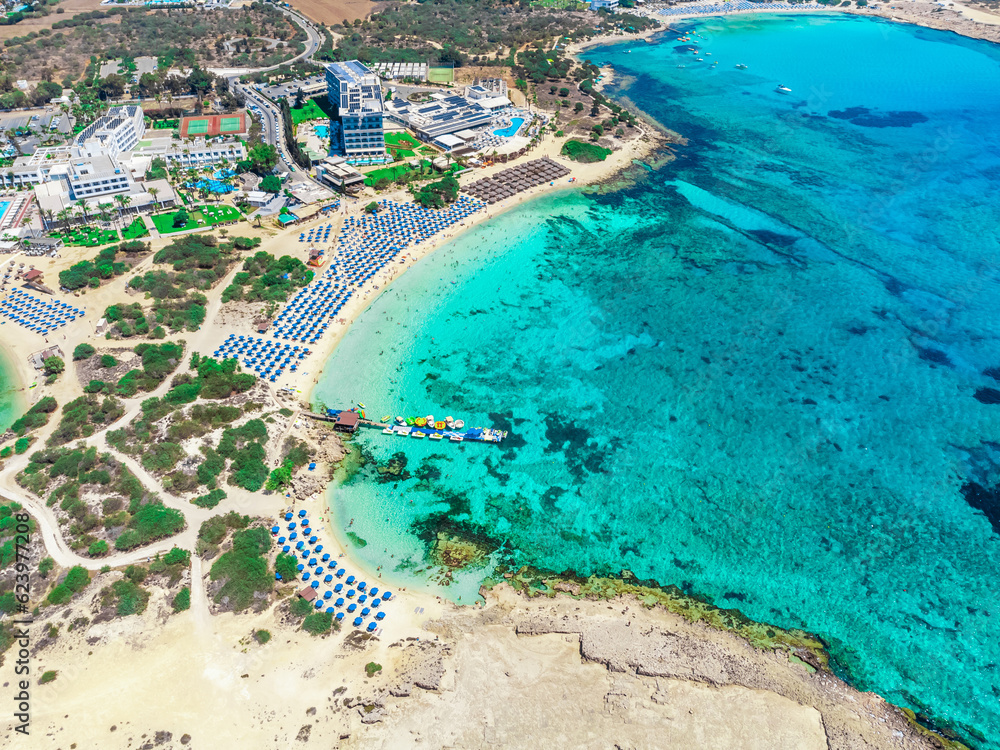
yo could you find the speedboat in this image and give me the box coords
[776,84,792,94]
[736,63,748,70]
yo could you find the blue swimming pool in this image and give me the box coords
[315,124,329,138]
[0,201,11,223]
[185,179,233,194]
[493,117,524,138]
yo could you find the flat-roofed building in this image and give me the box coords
[325,60,388,164]
[314,155,365,193]
[385,93,493,142]
[74,105,145,158]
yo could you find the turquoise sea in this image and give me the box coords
[315,14,1000,746]
[0,345,23,434]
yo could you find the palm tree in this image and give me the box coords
[97,202,114,225]
[147,186,160,213]
[41,208,54,230]
[114,194,131,229]
[56,207,71,230]
[74,199,89,225]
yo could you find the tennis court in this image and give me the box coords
[428,66,455,84]
[187,118,210,135]
[180,113,247,138]
[220,115,243,133]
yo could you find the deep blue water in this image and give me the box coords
[315,15,1000,747]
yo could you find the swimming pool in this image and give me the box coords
[315,124,329,138]
[0,201,11,224]
[493,117,524,138]
[185,179,233,194]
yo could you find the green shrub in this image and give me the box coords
[14,437,31,454]
[100,354,118,368]
[64,566,90,592]
[192,488,226,509]
[39,671,57,684]
[172,586,191,612]
[163,547,191,566]
[275,552,298,581]
[208,526,273,612]
[88,539,109,556]
[73,343,96,360]
[365,662,383,678]
[254,629,271,644]
[561,139,612,163]
[303,611,333,635]
[46,584,72,605]
[0,591,17,614]
[84,380,107,394]
[110,578,149,616]
[289,596,313,617]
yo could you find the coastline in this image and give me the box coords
[0,336,30,431]
[299,128,670,408]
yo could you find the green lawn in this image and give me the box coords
[153,119,179,130]
[385,132,419,149]
[152,205,243,234]
[290,97,332,126]
[121,218,149,240]
[52,227,120,247]
[428,66,455,84]
[417,145,437,155]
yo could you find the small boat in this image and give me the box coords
[381,415,391,423]
[736,63,748,70]
[705,52,712,56]
[395,416,405,425]
[776,84,792,94]
[677,64,686,68]
[425,414,434,425]
[434,421,446,430]
[358,402,366,408]
[454,419,465,429]
[695,58,703,62]
[449,436,464,443]
[411,432,425,439]
[429,433,443,441]
[445,416,455,427]
[415,417,427,427]
[406,417,415,426]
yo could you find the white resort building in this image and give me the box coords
[325,60,389,165]
[0,104,244,228]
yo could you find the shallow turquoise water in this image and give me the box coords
[316,15,1000,746]
[0,344,24,434]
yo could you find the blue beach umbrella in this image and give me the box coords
[353,617,363,627]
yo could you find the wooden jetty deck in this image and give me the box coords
[308,410,508,444]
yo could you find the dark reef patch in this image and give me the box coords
[827,106,929,128]
[917,347,953,367]
[974,388,1000,405]
[961,482,1000,534]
